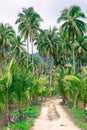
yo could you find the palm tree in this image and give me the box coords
[36,27,59,94]
[59,29,72,69]
[64,74,81,108]
[56,67,71,104]
[36,27,65,94]
[0,23,15,64]
[80,66,87,109]
[46,27,64,92]
[16,7,33,68]
[35,30,47,75]
[16,7,43,72]
[11,64,31,120]
[57,5,87,73]
[10,35,26,64]
[75,41,85,72]
[0,60,13,126]
[55,67,82,107]
[80,36,87,66]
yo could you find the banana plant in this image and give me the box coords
[11,64,31,120]
[0,59,13,126]
[64,74,82,108]
[80,66,87,110]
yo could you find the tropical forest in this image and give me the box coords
[0,5,87,130]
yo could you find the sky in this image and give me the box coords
[0,0,87,53]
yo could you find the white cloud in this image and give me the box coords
[0,0,87,30]
[0,0,87,53]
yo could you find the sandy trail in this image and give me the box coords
[30,98,81,130]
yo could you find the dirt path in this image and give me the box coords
[30,98,81,130]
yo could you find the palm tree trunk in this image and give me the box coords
[19,104,23,120]
[72,44,75,73]
[66,52,69,73]
[79,59,82,73]
[83,101,87,111]
[27,36,29,68]
[19,89,23,120]
[72,29,76,74]
[73,98,78,109]
[6,87,9,126]
[16,46,19,63]
[73,91,78,109]
[3,46,7,65]
[41,58,44,75]
[49,56,52,96]
[31,37,34,74]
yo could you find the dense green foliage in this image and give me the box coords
[64,103,87,130]
[5,120,33,130]
[3,104,39,130]
[0,5,87,130]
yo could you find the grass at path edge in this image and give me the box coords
[63,102,87,130]
[3,101,41,130]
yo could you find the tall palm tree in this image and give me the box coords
[16,7,43,72]
[16,7,33,68]
[0,23,15,64]
[57,5,87,73]
[46,27,54,90]
[59,29,72,67]
[36,27,59,94]
[35,30,47,75]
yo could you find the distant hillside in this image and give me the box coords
[34,52,42,61]
[34,52,50,63]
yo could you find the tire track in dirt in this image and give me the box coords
[30,98,81,130]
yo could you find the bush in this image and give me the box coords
[3,104,39,130]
